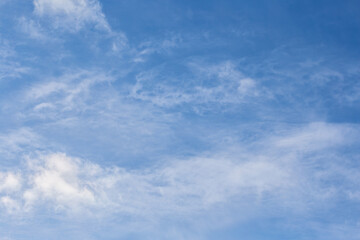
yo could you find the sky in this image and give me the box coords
[0,0,360,239]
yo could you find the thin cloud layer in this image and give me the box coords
[0,122,358,221]
[130,61,264,107]
[0,152,292,216]
[33,0,110,31]
[0,0,359,239]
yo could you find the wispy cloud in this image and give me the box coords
[0,128,42,160]
[0,122,358,223]
[1,1,359,239]
[0,39,29,81]
[33,0,110,32]
[132,34,183,62]
[130,61,266,108]
[26,69,114,113]
[18,17,51,41]
[0,173,21,194]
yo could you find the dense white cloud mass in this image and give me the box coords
[23,153,96,211]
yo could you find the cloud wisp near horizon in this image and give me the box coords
[0,0,360,239]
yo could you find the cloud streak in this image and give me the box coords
[130,61,266,108]
[0,122,358,224]
[1,1,360,239]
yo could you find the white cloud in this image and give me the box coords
[0,39,29,80]
[0,40,13,59]
[24,153,96,211]
[28,81,67,99]
[0,122,358,219]
[130,61,264,108]
[110,32,129,53]
[0,196,20,214]
[18,17,49,41]
[33,0,110,32]
[0,151,293,217]
[132,34,182,62]
[0,172,21,193]
[0,121,357,240]
[0,128,41,159]
[0,172,22,214]
[33,102,55,111]
[26,70,114,112]
[274,122,354,151]
[8,69,177,161]
[238,77,256,94]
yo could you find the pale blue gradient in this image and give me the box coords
[0,0,359,239]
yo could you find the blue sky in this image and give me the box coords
[0,0,360,239]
